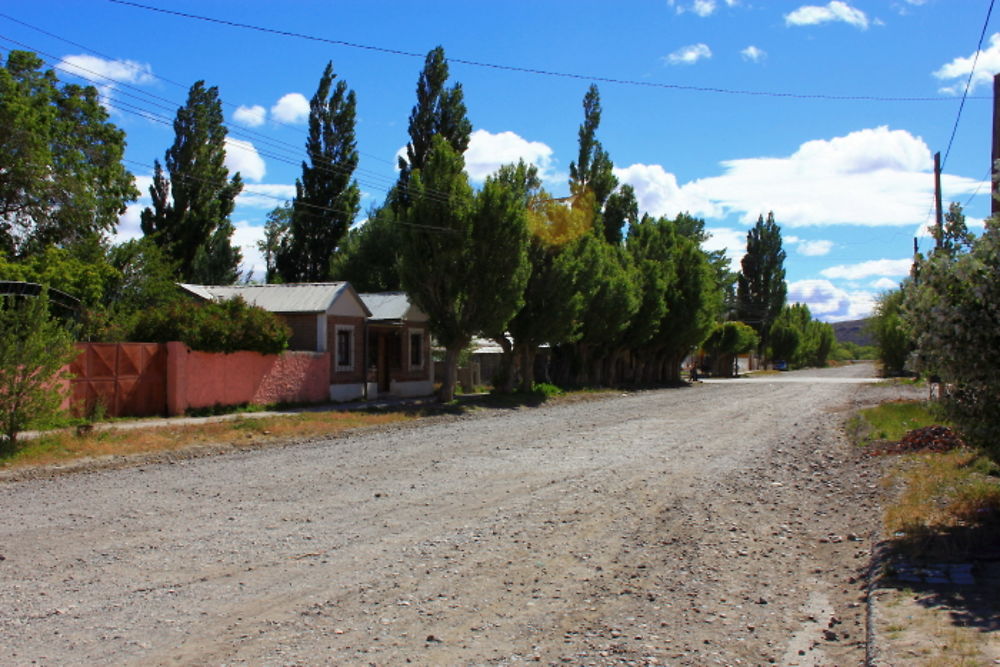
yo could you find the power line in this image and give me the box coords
[107,0,986,104]
[940,0,996,169]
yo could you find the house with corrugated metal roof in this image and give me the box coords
[179,283,434,401]
[179,282,371,401]
[359,292,433,399]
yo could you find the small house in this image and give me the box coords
[179,282,370,401]
[360,292,433,398]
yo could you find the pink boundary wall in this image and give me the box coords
[165,342,330,416]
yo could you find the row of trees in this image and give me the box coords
[1,46,838,414]
[872,201,999,452]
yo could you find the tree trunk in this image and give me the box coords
[438,346,460,402]
[517,343,537,393]
[493,335,517,394]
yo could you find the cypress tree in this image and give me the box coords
[736,212,787,356]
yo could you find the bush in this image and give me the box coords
[0,292,78,451]
[131,297,291,355]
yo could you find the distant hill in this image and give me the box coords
[832,318,873,347]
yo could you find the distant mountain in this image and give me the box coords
[832,318,873,347]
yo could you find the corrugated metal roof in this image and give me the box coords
[180,282,356,313]
[359,292,413,321]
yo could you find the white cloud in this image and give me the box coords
[785,2,869,29]
[741,45,766,63]
[796,239,834,256]
[237,183,296,209]
[233,220,267,282]
[271,93,310,124]
[58,54,154,85]
[820,258,913,280]
[703,226,747,266]
[687,126,980,227]
[870,277,898,290]
[234,104,267,127]
[224,138,266,182]
[692,0,716,17]
[787,279,876,321]
[665,43,712,66]
[934,33,1000,95]
[614,163,721,220]
[463,129,558,182]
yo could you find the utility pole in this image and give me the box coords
[993,73,1000,217]
[934,151,944,249]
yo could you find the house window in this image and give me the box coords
[409,329,424,369]
[336,326,354,371]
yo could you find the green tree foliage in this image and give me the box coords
[737,212,787,356]
[868,288,910,375]
[131,296,290,355]
[398,137,530,401]
[769,303,834,368]
[568,84,619,235]
[903,216,1000,451]
[329,206,402,291]
[0,50,138,257]
[0,292,77,450]
[704,321,759,377]
[602,184,638,246]
[258,203,290,284]
[141,81,243,284]
[930,201,975,258]
[394,46,472,210]
[507,190,593,392]
[276,62,360,282]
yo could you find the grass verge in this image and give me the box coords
[0,410,412,470]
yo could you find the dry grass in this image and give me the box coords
[0,410,412,470]
[883,449,1000,559]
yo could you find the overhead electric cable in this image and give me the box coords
[106,0,984,103]
[941,0,996,169]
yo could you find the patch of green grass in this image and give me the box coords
[850,399,944,447]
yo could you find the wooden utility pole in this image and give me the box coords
[993,73,1000,217]
[934,151,944,248]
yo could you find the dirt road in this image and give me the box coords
[0,363,920,666]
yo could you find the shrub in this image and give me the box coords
[0,292,78,451]
[131,296,291,355]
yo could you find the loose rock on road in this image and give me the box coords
[0,363,921,666]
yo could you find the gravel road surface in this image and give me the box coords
[0,363,921,666]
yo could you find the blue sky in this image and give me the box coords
[2,0,997,321]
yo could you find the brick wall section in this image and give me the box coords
[165,342,329,415]
[397,322,431,382]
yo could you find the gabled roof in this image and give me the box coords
[359,292,426,323]
[179,282,371,316]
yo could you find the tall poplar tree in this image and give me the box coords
[394,46,472,210]
[276,62,360,282]
[398,136,529,402]
[736,212,787,356]
[141,81,243,284]
[568,84,618,234]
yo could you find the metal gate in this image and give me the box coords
[69,343,168,418]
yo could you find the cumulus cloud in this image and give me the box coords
[233,219,267,282]
[870,277,898,290]
[58,54,154,85]
[787,279,877,321]
[271,93,310,124]
[237,183,296,209]
[234,104,267,127]
[702,226,748,266]
[614,163,721,220]
[785,2,869,29]
[463,129,558,182]
[692,0,716,17]
[224,138,266,182]
[820,258,913,280]
[796,239,834,256]
[934,33,1000,95]
[741,46,766,63]
[665,43,712,65]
